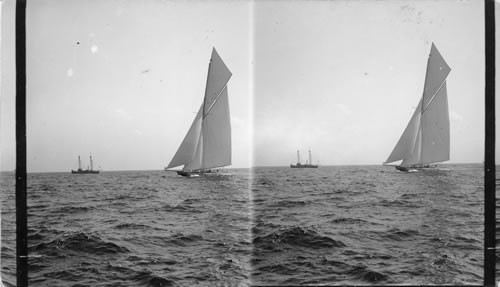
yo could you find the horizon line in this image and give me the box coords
[0,162,484,174]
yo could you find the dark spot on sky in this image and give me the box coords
[76,42,80,45]
[364,72,368,76]
[141,69,150,74]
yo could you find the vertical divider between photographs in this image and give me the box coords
[15,0,28,285]
[484,0,495,286]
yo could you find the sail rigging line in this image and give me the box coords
[202,83,229,119]
[422,76,448,114]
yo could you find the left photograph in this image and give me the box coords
[0,0,252,285]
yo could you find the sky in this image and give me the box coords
[0,0,497,172]
[1,0,252,172]
[253,0,486,166]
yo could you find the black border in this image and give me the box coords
[13,0,496,286]
[15,0,28,286]
[484,0,496,286]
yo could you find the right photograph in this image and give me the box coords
[251,0,484,285]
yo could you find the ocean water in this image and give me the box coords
[1,169,251,286]
[251,164,483,285]
[0,164,485,285]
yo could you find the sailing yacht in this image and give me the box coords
[165,48,232,177]
[384,43,451,172]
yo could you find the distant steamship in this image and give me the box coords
[71,154,99,174]
[290,149,318,168]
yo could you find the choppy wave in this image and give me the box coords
[129,271,177,287]
[29,231,130,256]
[253,225,346,249]
[251,164,483,285]
[0,165,484,285]
[1,169,251,286]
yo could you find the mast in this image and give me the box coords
[78,155,81,170]
[309,149,312,165]
[90,154,93,171]
[202,51,212,119]
[200,53,211,169]
[417,47,432,164]
[297,150,300,164]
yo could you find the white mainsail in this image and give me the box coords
[202,86,231,169]
[167,48,232,172]
[385,43,451,167]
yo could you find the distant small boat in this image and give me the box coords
[165,48,232,177]
[384,43,451,172]
[290,149,318,168]
[72,154,99,174]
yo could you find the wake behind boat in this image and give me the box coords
[290,149,318,168]
[165,48,232,177]
[384,43,451,172]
